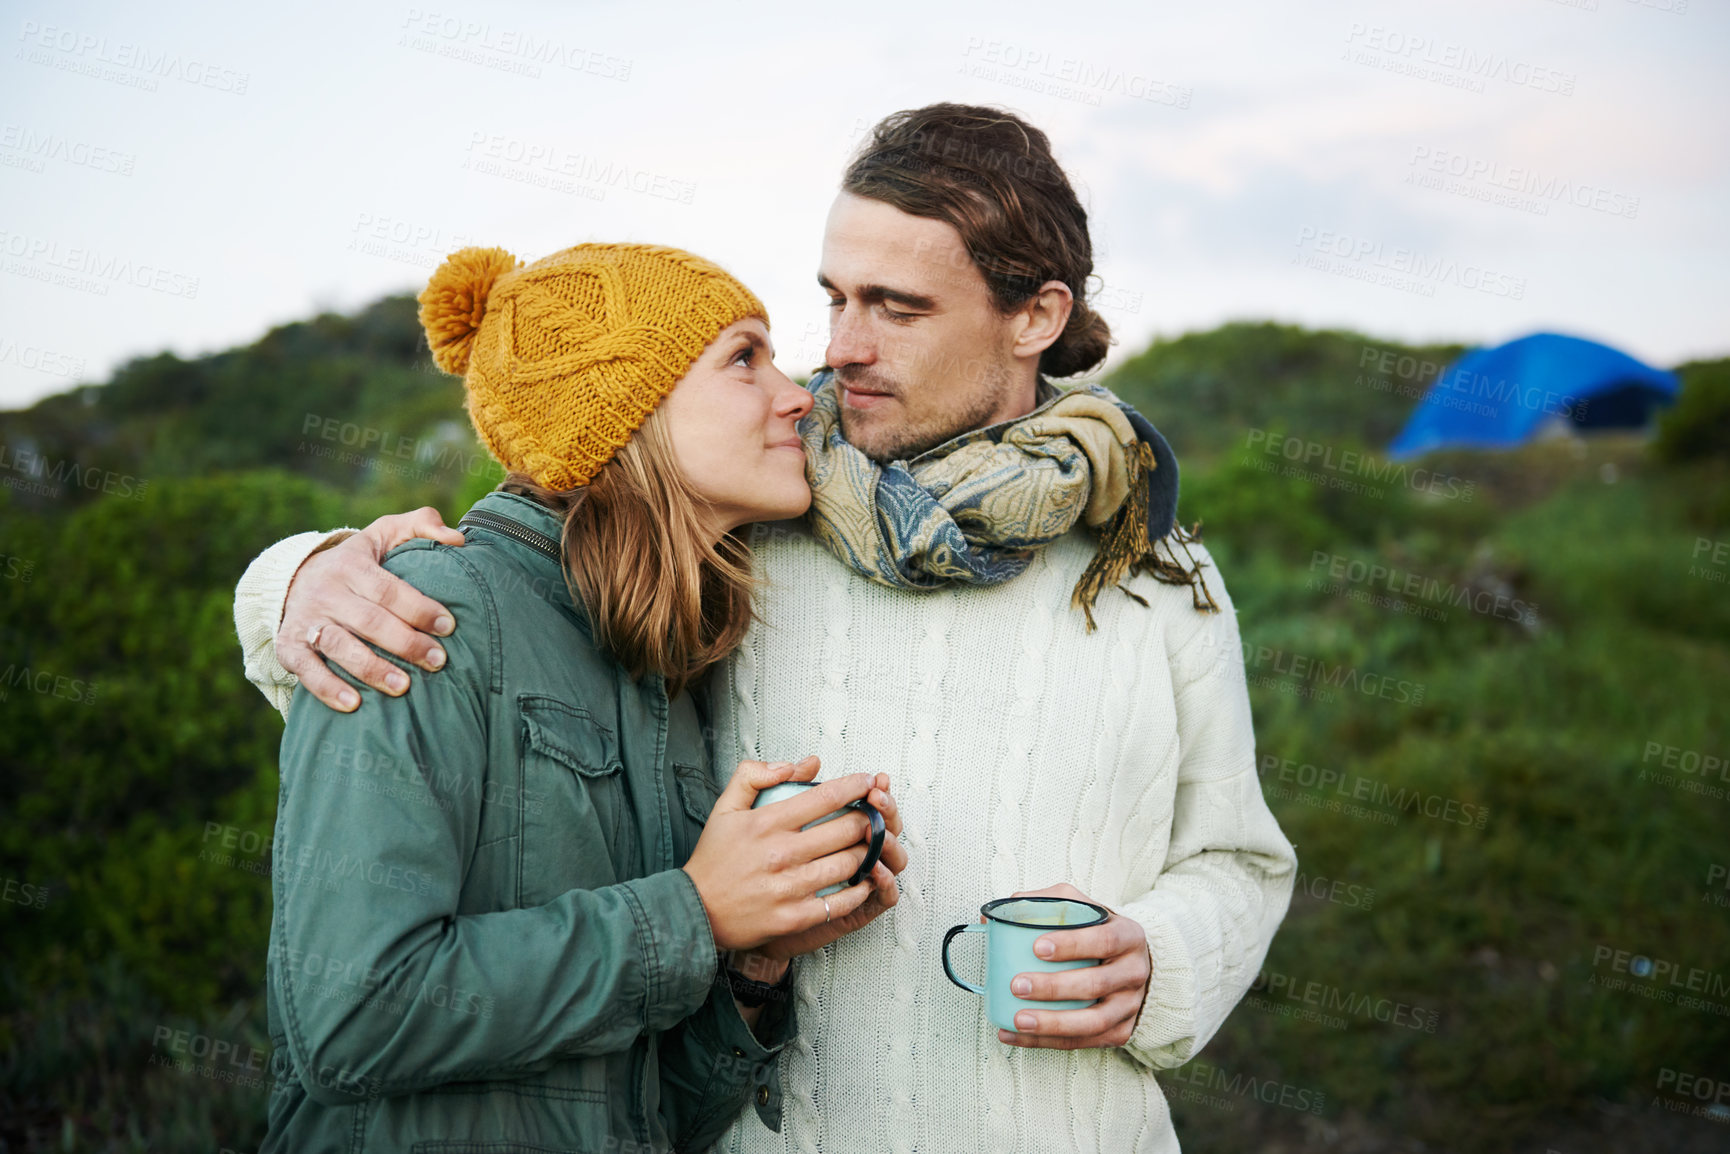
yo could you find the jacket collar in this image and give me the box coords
[459,490,593,637]
[468,489,564,542]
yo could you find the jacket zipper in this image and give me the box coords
[457,509,562,563]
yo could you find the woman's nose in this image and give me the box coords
[781,385,813,422]
[775,374,815,420]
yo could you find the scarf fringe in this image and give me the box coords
[1071,441,1219,631]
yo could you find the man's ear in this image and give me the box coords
[1011,280,1074,359]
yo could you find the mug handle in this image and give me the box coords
[843,800,888,887]
[941,923,987,995]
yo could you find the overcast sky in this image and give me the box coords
[2,0,1725,409]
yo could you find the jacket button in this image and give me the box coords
[756,1085,770,1106]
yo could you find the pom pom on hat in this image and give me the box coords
[419,247,521,375]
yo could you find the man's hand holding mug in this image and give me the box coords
[945,881,1151,1050]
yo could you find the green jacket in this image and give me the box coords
[264,491,793,1152]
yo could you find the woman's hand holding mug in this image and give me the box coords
[682,755,905,955]
[747,768,907,964]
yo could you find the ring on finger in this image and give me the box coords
[305,624,324,651]
[822,897,832,924]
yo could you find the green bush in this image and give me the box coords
[1655,358,1730,464]
[1169,461,1730,1153]
[0,473,391,1011]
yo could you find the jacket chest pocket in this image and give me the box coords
[671,761,722,864]
[518,694,632,906]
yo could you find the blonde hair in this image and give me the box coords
[500,409,756,696]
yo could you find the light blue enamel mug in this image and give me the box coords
[942,897,1110,1033]
[751,781,887,898]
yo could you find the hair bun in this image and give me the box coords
[419,247,520,375]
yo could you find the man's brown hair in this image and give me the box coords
[842,102,1111,378]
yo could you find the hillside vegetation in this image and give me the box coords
[1,302,1726,1151]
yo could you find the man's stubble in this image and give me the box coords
[834,360,1015,465]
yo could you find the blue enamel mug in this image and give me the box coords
[942,897,1110,1032]
[751,780,887,898]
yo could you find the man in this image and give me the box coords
[234,103,1296,1153]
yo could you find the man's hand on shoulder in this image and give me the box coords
[275,507,466,712]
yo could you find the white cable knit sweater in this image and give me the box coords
[233,520,1296,1154]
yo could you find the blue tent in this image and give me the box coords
[1389,333,1679,459]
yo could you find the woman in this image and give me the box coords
[263,243,904,1151]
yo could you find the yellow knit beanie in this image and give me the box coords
[418,243,767,489]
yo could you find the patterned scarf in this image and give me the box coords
[798,368,1216,628]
